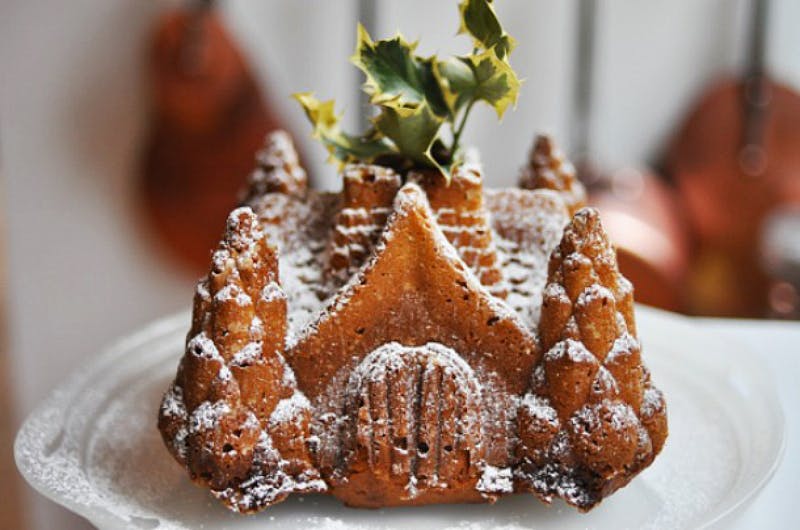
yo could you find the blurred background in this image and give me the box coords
[1,0,799,528]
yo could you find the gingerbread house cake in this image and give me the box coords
[158,130,667,513]
[158,0,667,515]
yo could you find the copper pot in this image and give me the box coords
[589,168,690,312]
[140,4,287,274]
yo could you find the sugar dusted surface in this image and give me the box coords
[477,465,514,494]
[247,191,335,342]
[484,189,569,325]
[519,394,559,428]
[248,187,566,349]
[545,339,596,364]
[281,184,535,352]
[14,307,782,529]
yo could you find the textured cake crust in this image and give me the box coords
[519,134,587,215]
[158,132,667,513]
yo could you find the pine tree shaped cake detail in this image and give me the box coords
[519,134,587,215]
[516,208,667,510]
[242,130,308,202]
[158,207,325,513]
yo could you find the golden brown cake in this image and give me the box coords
[158,0,666,514]
[519,133,588,215]
[158,131,667,513]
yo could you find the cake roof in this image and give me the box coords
[287,182,539,398]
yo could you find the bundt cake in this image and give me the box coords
[158,0,667,515]
[158,132,667,512]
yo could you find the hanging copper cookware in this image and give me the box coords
[666,0,800,317]
[140,1,287,273]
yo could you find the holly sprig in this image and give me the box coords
[294,0,520,182]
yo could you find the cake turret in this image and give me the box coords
[327,164,401,284]
[241,130,307,202]
[516,208,667,510]
[412,163,506,297]
[158,207,324,512]
[519,134,587,215]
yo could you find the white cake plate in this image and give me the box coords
[15,306,785,529]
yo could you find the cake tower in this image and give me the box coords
[519,133,587,215]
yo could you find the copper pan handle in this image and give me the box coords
[740,0,771,177]
[570,0,597,178]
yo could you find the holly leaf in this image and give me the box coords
[294,0,520,181]
[435,48,520,118]
[417,56,451,118]
[458,0,516,60]
[351,25,449,117]
[293,93,395,166]
[373,101,449,176]
[465,48,520,117]
[433,57,474,114]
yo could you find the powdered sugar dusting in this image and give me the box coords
[232,342,262,367]
[212,431,327,512]
[286,184,534,349]
[244,184,566,347]
[160,383,185,420]
[187,332,222,363]
[576,284,614,307]
[270,392,312,427]
[519,393,559,427]
[476,465,514,494]
[188,400,231,433]
[261,281,285,303]
[607,333,640,364]
[214,284,253,306]
[485,189,569,325]
[544,339,596,364]
[571,400,638,433]
[247,191,337,342]
[641,385,666,418]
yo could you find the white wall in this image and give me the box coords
[1,1,799,528]
[220,0,800,186]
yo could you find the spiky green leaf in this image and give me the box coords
[373,101,446,170]
[293,93,395,167]
[351,25,449,117]
[458,0,516,60]
[435,48,520,118]
[294,0,520,182]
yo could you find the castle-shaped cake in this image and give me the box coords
[158,130,667,513]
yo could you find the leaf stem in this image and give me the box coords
[451,98,476,156]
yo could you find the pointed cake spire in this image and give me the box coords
[326,164,401,284]
[241,130,308,202]
[412,163,506,298]
[519,134,587,215]
[159,207,324,512]
[516,207,667,510]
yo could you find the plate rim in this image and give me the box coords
[14,306,787,530]
[635,307,787,529]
